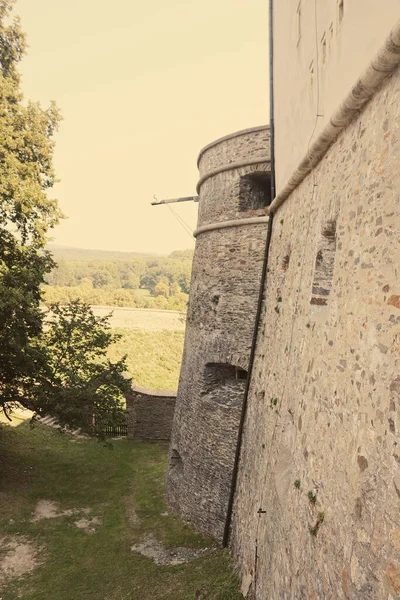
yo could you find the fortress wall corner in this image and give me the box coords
[232,67,400,599]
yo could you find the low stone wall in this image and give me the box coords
[126,385,176,441]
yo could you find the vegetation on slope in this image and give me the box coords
[108,329,185,390]
[42,249,194,312]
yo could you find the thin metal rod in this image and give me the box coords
[151,196,199,206]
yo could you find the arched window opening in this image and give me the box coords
[202,363,248,408]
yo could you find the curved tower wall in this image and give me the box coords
[166,125,271,542]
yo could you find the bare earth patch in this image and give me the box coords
[0,535,39,589]
[74,516,102,534]
[131,534,213,566]
[31,500,101,533]
[31,500,91,522]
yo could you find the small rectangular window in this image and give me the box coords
[296,1,301,45]
[238,173,271,211]
[338,0,344,25]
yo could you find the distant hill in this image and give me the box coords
[46,244,165,261]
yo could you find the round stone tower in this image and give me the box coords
[166,125,271,543]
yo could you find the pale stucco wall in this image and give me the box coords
[274,0,400,192]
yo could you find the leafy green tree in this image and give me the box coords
[140,266,161,292]
[0,2,130,434]
[122,271,140,290]
[31,301,130,435]
[0,0,61,419]
[170,281,181,296]
[0,229,54,415]
[154,281,170,298]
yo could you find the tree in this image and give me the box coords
[31,301,130,436]
[153,281,170,298]
[0,229,54,415]
[0,0,62,419]
[0,2,130,434]
[122,271,140,290]
[170,281,181,296]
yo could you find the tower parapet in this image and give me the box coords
[166,125,270,542]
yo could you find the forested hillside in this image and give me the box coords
[43,247,194,311]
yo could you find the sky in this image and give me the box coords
[16,0,269,255]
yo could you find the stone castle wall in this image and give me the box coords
[166,126,271,542]
[126,385,176,440]
[232,67,400,599]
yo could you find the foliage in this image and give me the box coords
[154,280,170,298]
[0,230,54,414]
[45,253,193,295]
[0,0,62,419]
[307,491,317,505]
[30,301,131,435]
[0,4,131,434]
[108,328,184,390]
[43,251,193,311]
[0,421,242,600]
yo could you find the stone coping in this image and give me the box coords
[193,216,269,238]
[196,157,270,194]
[129,384,177,398]
[197,125,270,167]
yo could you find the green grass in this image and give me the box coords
[109,329,185,390]
[0,420,242,600]
[135,288,151,297]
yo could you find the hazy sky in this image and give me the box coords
[16,0,269,254]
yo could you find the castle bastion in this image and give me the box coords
[166,125,271,542]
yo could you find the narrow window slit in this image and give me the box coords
[170,449,183,475]
[310,220,337,311]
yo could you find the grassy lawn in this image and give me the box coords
[135,289,151,298]
[0,418,242,599]
[109,329,185,390]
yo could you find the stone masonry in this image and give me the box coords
[232,67,400,599]
[126,385,176,441]
[166,126,271,542]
